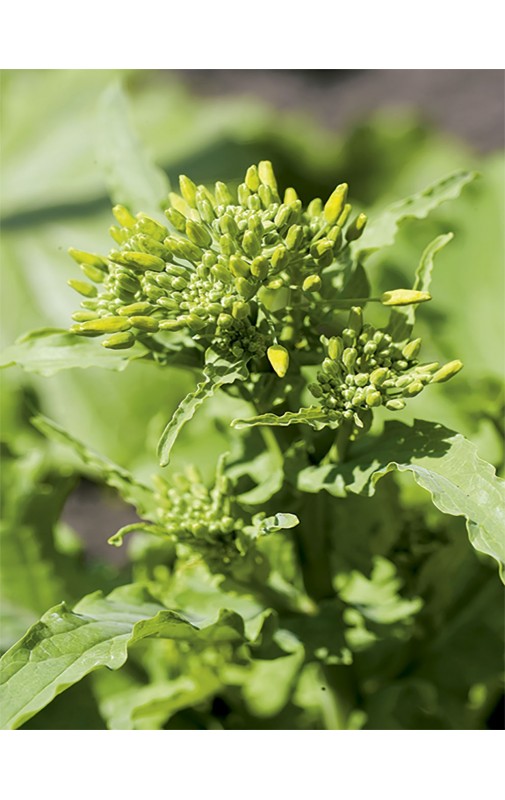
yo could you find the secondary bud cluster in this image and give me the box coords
[308,307,463,430]
[67,162,367,374]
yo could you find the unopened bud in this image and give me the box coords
[72,311,99,322]
[430,360,463,384]
[68,248,107,269]
[302,274,322,292]
[284,187,298,204]
[385,399,406,411]
[102,332,135,350]
[251,256,269,280]
[80,263,105,283]
[158,319,187,331]
[267,344,289,378]
[68,279,97,298]
[337,203,352,228]
[186,220,212,248]
[77,316,132,334]
[286,224,304,251]
[179,175,198,207]
[229,254,250,278]
[236,277,256,300]
[245,165,260,192]
[404,380,424,396]
[345,213,367,242]
[381,289,432,306]
[370,367,389,385]
[135,215,167,242]
[121,252,166,272]
[238,183,251,206]
[220,213,239,239]
[129,315,159,332]
[112,205,136,228]
[402,338,422,360]
[328,336,343,361]
[215,181,233,206]
[324,183,348,225]
[217,313,234,329]
[242,230,261,258]
[232,301,250,320]
[307,198,323,218]
[348,306,363,335]
[258,160,278,191]
[343,347,357,371]
[165,207,188,232]
[271,245,289,270]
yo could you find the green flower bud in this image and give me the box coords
[402,338,422,360]
[168,192,191,217]
[232,301,250,320]
[343,347,357,371]
[118,302,155,316]
[381,289,432,306]
[145,286,166,302]
[68,279,97,298]
[324,183,348,224]
[348,306,363,335]
[165,207,187,232]
[430,360,463,383]
[250,256,269,280]
[247,194,262,211]
[159,319,187,331]
[248,214,264,238]
[275,204,293,229]
[72,311,99,322]
[342,328,357,347]
[337,203,352,228]
[102,332,135,350]
[196,196,215,225]
[258,285,290,312]
[302,274,322,292]
[307,198,323,217]
[219,213,239,239]
[258,160,278,191]
[219,234,236,256]
[120,252,166,272]
[80,263,105,283]
[245,165,260,192]
[215,181,233,206]
[109,225,128,245]
[354,373,369,387]
[179,175,198,207]
[345,213,367,242]
[328,337,343,361]
[186,219,212,248]
[187,314,207,331]
[77,316,132,334]
[271,245,289,270]
[308,382,323,399]
[229,254,250,278]
[68,248,107,269]
[135,215,167,241]
[286,224,304,251]
[404,380,424,396]
[135,235,172,260]
[386,399,406,411]
[236,277,256,300]
[328,225,343,249]
[284,187,298,204]
[238,183,251,206]
[217,313,234,329]
[165,237,202,263]
[112,204,136,228]
[211,264,233,283]
[267,344,289,378]
[242,230,261,258]
[258,184,274,207]
[129,315,159,332]
[310,238,333,260]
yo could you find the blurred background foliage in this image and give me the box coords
[0,71,503,729]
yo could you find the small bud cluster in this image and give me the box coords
[308,306,463,429]
[68,162,367,373]
[152,467,243,564]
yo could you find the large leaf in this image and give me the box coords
[298,420,505,579]
[158,358,248,466]
[352,171,476,261]
[0,584,246,730]
[96,82,170,215]
[232,407,327,431]
[0,329,147,376]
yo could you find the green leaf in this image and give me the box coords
[96,81,170,214]
[298,420,505,579]
[158,358,248,467]
[352,171,476,261]
[0,584,246,730]
[232,407,327,430]
[0,329,147,376]
[31,415,155,518]
[388,233,454,340]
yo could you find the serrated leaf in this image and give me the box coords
[298,420,505,579]
[232,407,327,430]
[0,329,147,376]
[353,171,476,261]
[388,233,454,340]
[96,81,170,214]
[0,584,246,730]
[158,358,248,467]
[31,415,154,517]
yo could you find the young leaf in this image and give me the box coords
[0,329,147,376]
[158,358,248,466]
[232,407,328,430]
[352,171,476,261]
[96,81,170,214]
[387,233,454,341]
[0,584,246,730]
[298,420,505,580]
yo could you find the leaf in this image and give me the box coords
[246,513,299,540]
[352,171,476,261]
[0,584,246,730]
[388,233,454,341]
[232,407,327,430]
[96,81,170,214]
[0,329,147,376]
[298,420,505,579]
[31,415,155,518]
[157,358,248,467]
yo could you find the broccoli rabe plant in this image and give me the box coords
[1,161,503,730]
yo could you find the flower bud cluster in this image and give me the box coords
[68,162,366,370]
[308,306,463,429]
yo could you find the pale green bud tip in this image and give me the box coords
[245,165,260,192]
[324,183,348,224]
[258,161,278,191]
[112,205,136,228]
[381,289,432,306]
[267,344,290,378]
[68,248,107,269]
[430,360,464,383]
[284,187,298,204]
[179,175,197,207]
[302,275,322,292]
[68,279,97,298]
[102,332,135,350]
[76,317,132,334]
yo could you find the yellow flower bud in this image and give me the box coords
[324,183,348,224]
[267,344,290,378]
[430,360,463,383]
[381,289,432,306]
[258,160,278,191]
